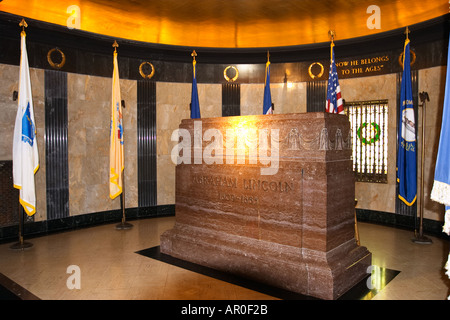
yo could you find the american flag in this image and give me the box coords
[326,43,344,114]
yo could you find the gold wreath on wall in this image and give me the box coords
[47,48,66,69]
[223,65,239,82]
[398,49,416,68]
[308,62,324,79]
[139,61,155,79]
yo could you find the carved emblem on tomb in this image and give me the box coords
[282,127,350,151]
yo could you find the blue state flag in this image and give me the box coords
[12,30,39,216]
[397,38,417,206]
[431,33,450,235]
[263,59,273,115]
[190,57,201,119]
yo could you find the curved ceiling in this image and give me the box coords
[0,0,447,48]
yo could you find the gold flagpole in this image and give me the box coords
[328,29,360,245]
[11,18,34,251]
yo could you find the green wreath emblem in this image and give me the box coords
[357,122,381,145]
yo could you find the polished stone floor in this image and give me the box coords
[0,216,448,300]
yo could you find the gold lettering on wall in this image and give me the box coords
[336,55,390,76]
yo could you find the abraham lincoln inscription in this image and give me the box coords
[160,112,371,300]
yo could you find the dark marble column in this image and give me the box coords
[44,70,69,220]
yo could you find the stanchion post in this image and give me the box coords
[412,92,432,244]
[10,206,33,250]
[115,173,132,230]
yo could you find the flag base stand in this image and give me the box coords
[115,192,133,230]
[115,221,133,230]
[11,207,33,250]
[412,234,433,245]
[10,237,33,251]
[411,92,432,247]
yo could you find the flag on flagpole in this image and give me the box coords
[430,32,450,236]
[396,37,417,207]
[109,47,124,199]
[325,42,344,114]
[190,51,201,119]
[263,54,273,115]
[13,29,39,216]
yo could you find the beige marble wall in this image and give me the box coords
[338,69,447,223]
[0,62,447,224]
[340,74,398,214]
[156,82,222,205]
[418,66,447,221]
[241,82,307,115]
[0,64,46,221]
[67,73,137,216]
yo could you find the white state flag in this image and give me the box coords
[12,30,39,216]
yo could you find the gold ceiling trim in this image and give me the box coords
[0,0,447,48]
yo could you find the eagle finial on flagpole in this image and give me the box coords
[19,18,28,35]
[113,40,119,53]
[191,50,197,62]
[328,30,335,44]
[328,30,336,62]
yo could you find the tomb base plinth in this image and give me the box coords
[161,113,371,300]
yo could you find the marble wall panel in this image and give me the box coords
[156,82,190,206]
[418,66,447,221]
[30,68,46,222]
[156,82,222,205]
[240,84,264,116]
[241,83,307,116]
[0,64,20,161]
[67,73,137,216]
[339,74,398,214]
[271,82,307,114]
